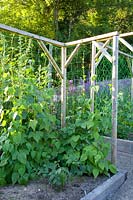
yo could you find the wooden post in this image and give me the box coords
[131,59,133,101]
[61,47,67,128]
[111,35,119,165]
[90,41,96,112]
[48,44,53,88]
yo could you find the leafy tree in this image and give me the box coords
[0,0,54,37]
[0,0,132,40]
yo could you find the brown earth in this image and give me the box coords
[0,175,108,200]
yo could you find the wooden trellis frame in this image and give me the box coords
[0,23,133,166]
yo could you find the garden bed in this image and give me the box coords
[0,175,108,200]
[0,171,127,200]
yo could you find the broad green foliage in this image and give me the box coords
[117,92,133,139]
[95,87,133,139]
[0,0,132,41]
[39,95,116,186]
[0,34,116,186]
[0,0,54,37]
[0,34,56,185]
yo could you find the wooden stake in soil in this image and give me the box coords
[61,47,67,128]
[90,41,96,112]
[111,35,119,165]
[48,44,53,88]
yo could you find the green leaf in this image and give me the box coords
[93,168,99,178]
[109,164,117,174]
[71,135,80,142]
[81,122,87,129]
[95,154,101,163]
[1,120,6,127]
[80,153,88,162]
[98,162,105,170]
[3,140,10,152]
[29,119,37,131]
[18,173,29,185]
[26,143,32,151]
[92,131,99,140]
[0,156,9,167]
[12,132,22,144]
[0,178,6,186]
[12,150,18,160]
[18,165,26,176]
[69,135,80,148]
[36,152,42,162]
[32,131,42,142]
[14,162,26,178]
[17,151,27,164]
[87,121,94,129]
[54,141,61,149]
[0,134,7,143]
[12,172,19,184]
[31,150,36,159]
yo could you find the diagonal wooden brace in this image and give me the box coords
[65,44,81,68]
[38,41,63,79]
[95,39,111,59]
[93,41,112,63]
[119,38,133,52]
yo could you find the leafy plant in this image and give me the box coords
[37,95,117,186]
[0,33,117,187]
[117,92,133,139]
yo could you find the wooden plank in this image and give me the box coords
[119,38,133,52]
[103,44,133,58]
[95,39,111,59]
[120,32,133,38]
[38,41,63,79]
[61,47,67,128]
[65,44,81,68]
[90,41,96,112]
[115,50,133,58]
[48,44,53,88]
[93,41,112,63]
[65,31,118,46]
[0,23,65,47]
[95,53,104,68]
[111,36,119,165]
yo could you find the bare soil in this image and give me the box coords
[0,176,108,200]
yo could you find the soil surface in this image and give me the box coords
[0,175,108,200]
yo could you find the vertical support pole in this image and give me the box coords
[61,47,67,128]
[131,59,133,101]
[111,35,119,165]
[90,41,96,112]
[48,44,53,88]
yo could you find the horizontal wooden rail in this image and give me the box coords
[65,31,119,46]
[0,23,65,47]
[120,32,133,38]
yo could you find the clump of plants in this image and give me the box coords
[39,96,116,187]
[0,90,116,186]
[0,33,116,187]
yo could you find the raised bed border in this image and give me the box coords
[104,136,133,155]
[80,170,127,200]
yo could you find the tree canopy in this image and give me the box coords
[0,0,133,41]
